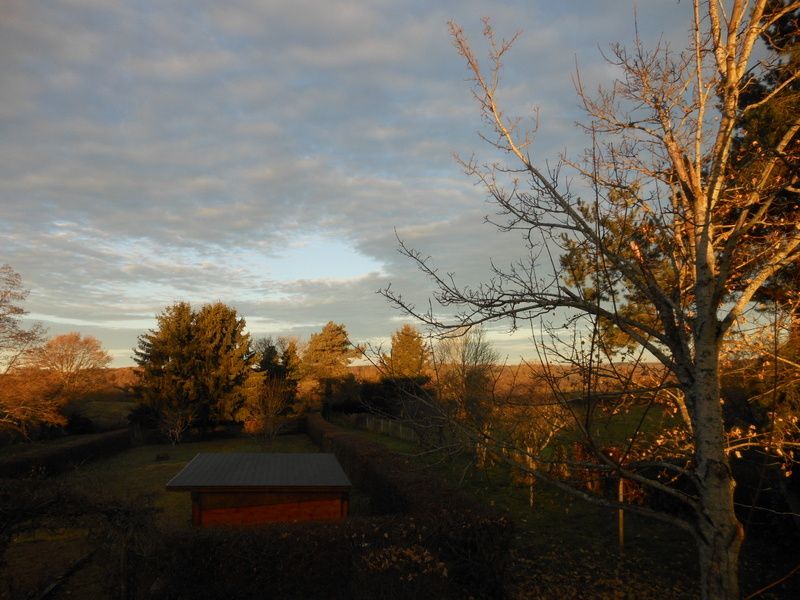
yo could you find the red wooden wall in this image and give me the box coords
[191,491,349,526]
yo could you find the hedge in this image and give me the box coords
[306,413,513,596]
[0,428,131,477]
[146,415,513,599]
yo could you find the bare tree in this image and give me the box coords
[382,3,800,598]
[0,264,44,375]
[157,401,196,446]
[238,371,292,443]
[431,327,498,466]
[27,332,112,399]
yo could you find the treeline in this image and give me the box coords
[129,301,439,444]
[130,300,362,443]
[1,262,545,449]
[2,263,472,446]
[1,265,116,440]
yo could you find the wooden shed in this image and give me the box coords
[166,453,351,526]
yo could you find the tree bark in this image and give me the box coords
[691,331,744,600]
[696,458,744,599]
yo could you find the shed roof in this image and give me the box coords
[166,453,351,492]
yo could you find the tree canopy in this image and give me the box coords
[299,321,360,381]
[382,324,431,378]
[133,301,253,442]
[28,333,112,398]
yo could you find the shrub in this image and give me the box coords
[0,429,131,477]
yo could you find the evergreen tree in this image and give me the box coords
[193,302,253,425]
[278,337,301,382]
[299,321,360,381]
[251,335,300,409]
[382,324,431,378]
[133,302,199,443]
[735,1,799,337]
[133,301,253,441]
[253,336,284,378]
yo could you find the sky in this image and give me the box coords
[0,0,692,366]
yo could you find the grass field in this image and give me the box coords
[57,434,320,530]
[2,434,324,599]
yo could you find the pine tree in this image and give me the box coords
[253,337,283,378]
[299,322,359,381]
[133,301,253,441]
[382,324,430,378]
[133,302,199,443]
[279,337,301,382]
[193,302,253,425]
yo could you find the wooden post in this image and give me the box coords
[191,492,201,526]
[617,477,624,551]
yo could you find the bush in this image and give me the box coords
[0,429,131,477]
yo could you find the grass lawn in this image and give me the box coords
[57,434,319,530]
[2,434,321,599]
[559,401,681,446]
[0,433,97,459]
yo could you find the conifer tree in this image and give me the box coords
[133,301,253,441]
[133,302,199,443]
[382,324,431,378]
[299,321,359,381]
[193,302,252,425]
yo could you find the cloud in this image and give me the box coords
[1,0,694,366]
[121,50,238,81]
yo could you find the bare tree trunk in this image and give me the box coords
[526,445,536,508]
[696,515,742,600]
[692,335,744,600]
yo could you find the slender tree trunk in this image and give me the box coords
[526,445,536,508]
[691,330,744,600]
[690,197,744,600]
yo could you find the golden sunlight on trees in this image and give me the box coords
[236,336,302,441]
[133,301,253,443]
[0,372,64,438]
[27,333,112,400]
[298,321,361,409]
[382,2,800,598]
[735,0,799,321]
[238,371,292,443]
[0,265,59,437]
[432,327,498,466]
[381,324,431,378]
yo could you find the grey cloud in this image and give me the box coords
[2,0,693,365]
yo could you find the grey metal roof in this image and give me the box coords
[166,453,351,491]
